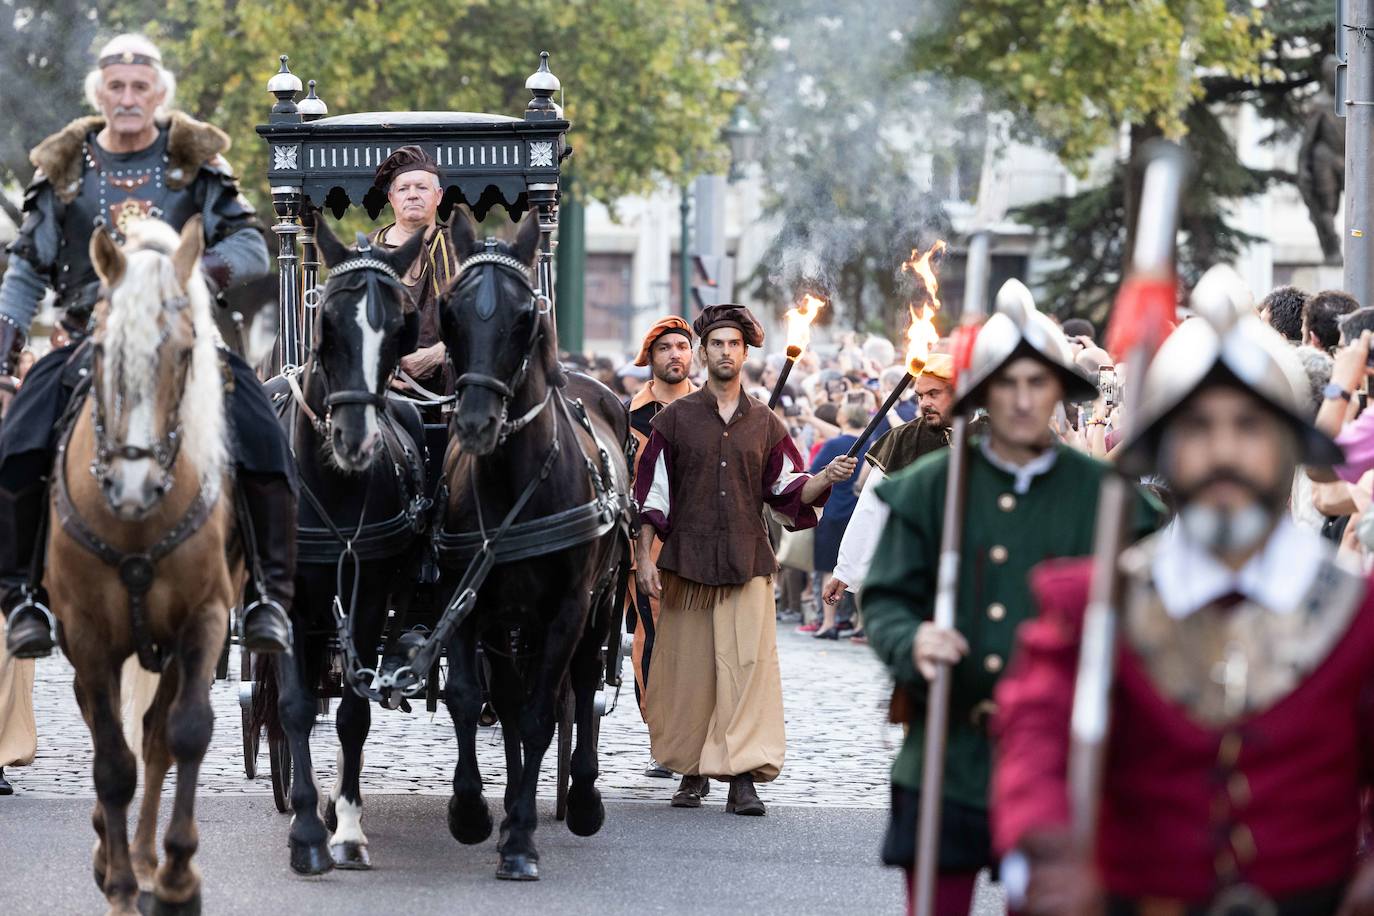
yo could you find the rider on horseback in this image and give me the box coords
[0,33,295,659]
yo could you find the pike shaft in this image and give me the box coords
[846,372,913,458]
[912,411,972,916]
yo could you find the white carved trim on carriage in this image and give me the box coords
[273,144,299,171]
[528,141,555,168]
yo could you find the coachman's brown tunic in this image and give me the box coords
[369,221,458,391]
[634,386,829,781]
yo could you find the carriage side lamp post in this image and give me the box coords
[267,56,305,371]
[525,52,564,335]
[295,80,329,359]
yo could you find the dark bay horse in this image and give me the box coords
[251,219,430,875]
[47,219,242,914]
[438,209,630,880]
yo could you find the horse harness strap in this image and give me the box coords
[53,416,218,672]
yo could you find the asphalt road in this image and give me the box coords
[2,796,901,915]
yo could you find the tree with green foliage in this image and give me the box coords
[911,0,1335,321]
[1010,1,1332,320]
[149,0,743,212]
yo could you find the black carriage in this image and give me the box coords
[237,53,629,821]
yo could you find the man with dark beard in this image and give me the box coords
[992,269,1374,915]
[625,316,696,778]
[822,352,979,606]
[634,304,855,814]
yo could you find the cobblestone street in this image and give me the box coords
[11,624,901,807]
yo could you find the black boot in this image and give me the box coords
[0,482,54,659]
[236,473,295,654]
[0,768,11,796]
[726,774,766,816]
[670,774,710,808]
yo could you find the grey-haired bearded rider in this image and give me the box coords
[0,33,294,658]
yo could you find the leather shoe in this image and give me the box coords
[240,600,292,654]
[5,603,55,659]
[0,768,12,796]
[670,774,710,808]
[726,774,766,816]
[643,759,674,779]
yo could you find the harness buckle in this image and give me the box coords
[118,554,156,592]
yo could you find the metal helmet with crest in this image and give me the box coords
[951,278,1098,414]
[1116,264,1344,476]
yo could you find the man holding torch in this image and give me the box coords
[634,303,856,815]
[991,270,1374,916]
[860,286,1157,915]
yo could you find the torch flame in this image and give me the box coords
[902,240,947,312]
[783,293,826,354]
[904,304,942,375]
[900,240,947,374]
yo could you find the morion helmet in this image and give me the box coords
[952,279,1099,414]
[1117,265,1343,476]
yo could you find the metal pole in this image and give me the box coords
[271,187,302,373]
[1346,0,1374,306]
[679,183,692,318]
[300,223,320,358]
[911,229,991,916]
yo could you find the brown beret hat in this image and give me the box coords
[374,145,443,191]
[692,303,765,348]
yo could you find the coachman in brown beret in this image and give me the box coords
[373,145,443,192]
[692,303,765,348]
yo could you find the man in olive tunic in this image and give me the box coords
[860,282,1158,915]
[368,146,459,395]
[634,303,856,816]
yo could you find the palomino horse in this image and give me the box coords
[251,218,429,875]
[47,218,239,914]
[437,210,631,880]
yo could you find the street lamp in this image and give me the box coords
[721,102,760,183]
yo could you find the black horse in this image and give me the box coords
[437,209,630,880]
[252,218,431,875]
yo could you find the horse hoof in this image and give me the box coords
[324,799,337,833]
[495,853,539,881]
[447,794,493,845]
[289,837,334,876]
[566,788,606,837]
[330,841,372,870]
[149,890,201,916]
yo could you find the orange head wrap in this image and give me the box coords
[634,315,695,367]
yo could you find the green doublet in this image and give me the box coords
[860,440,1157,809]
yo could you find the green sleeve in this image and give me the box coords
[860,486,936,687]
[1132,481,1166,541]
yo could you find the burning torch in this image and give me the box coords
[845,241,947,458]
[767,293,826,410]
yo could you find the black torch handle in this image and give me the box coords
[847,372,914,458]
[767,356,799,410]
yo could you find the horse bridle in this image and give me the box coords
[306,236,404,433]
[88,292,194,496]
[452,240,552,442]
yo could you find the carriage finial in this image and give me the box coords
[525,51,560,120]
[267,55,303,120]
[298,79,329,120]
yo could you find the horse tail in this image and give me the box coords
[120,656,161,766]
[249,652,284,743]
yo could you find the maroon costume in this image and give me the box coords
[993,554,1372,908]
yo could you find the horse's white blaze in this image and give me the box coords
[355,293,382,444]
[111,397,156,507]
[331,797,367,846]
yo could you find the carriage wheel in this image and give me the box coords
[554,688,574,821]
[269,732,293,814]
[239,648,260,780]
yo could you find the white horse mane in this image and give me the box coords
[102,220,228,488]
